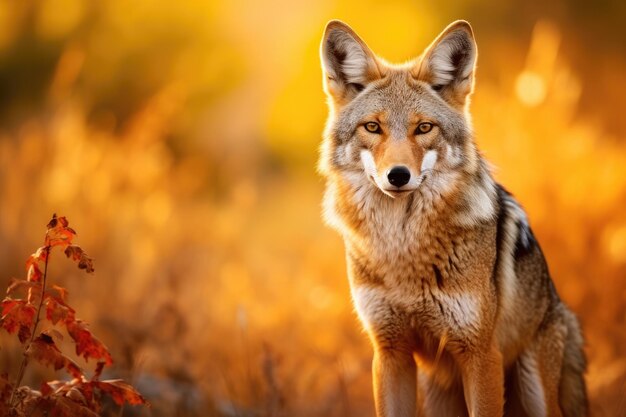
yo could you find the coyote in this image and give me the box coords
[318,20,587,417]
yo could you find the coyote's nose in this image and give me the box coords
[387,166,411,187]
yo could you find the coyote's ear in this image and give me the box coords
[321,20,383,106]
[414,21,477,109]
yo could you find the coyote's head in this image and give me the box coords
[319,20,485,201]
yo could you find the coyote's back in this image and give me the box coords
[319,19,587,417]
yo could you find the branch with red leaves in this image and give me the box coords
[0,214,148,416]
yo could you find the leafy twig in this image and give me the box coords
[9,246,50,409]
[0,214,148,416]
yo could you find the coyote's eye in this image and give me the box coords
[364,122,381,134]
[416,122,433,134]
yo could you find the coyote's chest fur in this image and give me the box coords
[328,176,497,353]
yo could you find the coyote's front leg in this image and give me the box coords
[460,344,505,417]
[372,346,417,417]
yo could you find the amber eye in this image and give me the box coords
[364,122,381,134]
[416,122,433,134]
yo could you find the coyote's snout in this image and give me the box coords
[360,129,439,198]
[319,19,587,417]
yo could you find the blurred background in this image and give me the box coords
[0,0,624,416]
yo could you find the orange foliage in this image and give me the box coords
[0,215,146,416]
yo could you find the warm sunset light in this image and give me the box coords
[0,1,624,416]
[516,71,546,106]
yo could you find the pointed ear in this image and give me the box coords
[320,20,383,106]
[413,21,477,108]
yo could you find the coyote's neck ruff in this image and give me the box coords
[319,20,587,417]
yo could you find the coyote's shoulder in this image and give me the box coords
[319,19,587,417]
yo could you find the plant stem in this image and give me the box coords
[28,245,51,348]
[9,245,51,409]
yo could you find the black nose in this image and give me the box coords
[387,166,411,187]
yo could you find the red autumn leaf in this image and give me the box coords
[45,294,75,325]
[64,245,95,274]
[42,379,101,414]
[41,382,53,397]
[66,386,89,407]
[41,377,149,410]
[29,246,49,264]
[66,319,113,365]
[35,395,100,417]
[47,215,59,229]
[6,278,40,296]
[25,246,49,283]
[46,214,76,248]
[42,379,71,397]
[92,361,105,380]
[18,325,32,345]
[44,328,65,343]
[8,276,42,306]
[47,214,69,230]
[50,285,69,302]
[26,259,43,283]
[27,334,83,378]
[0,298,36,343]
[93,379,148,406]
[76,379,96,407]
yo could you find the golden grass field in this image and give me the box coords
[0,1,625,416]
